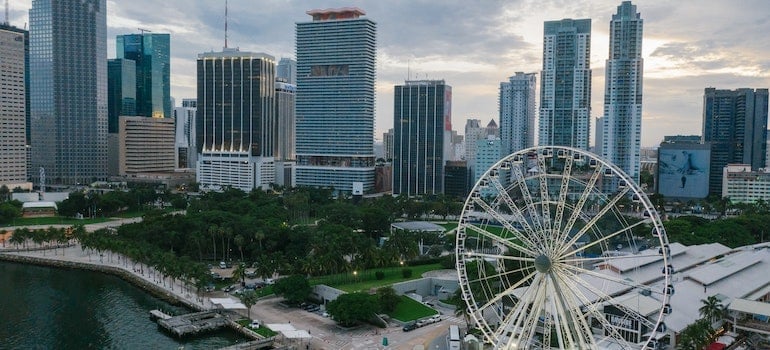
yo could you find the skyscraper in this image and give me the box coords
[0,25,29,189]
[0,23,29,148]
[30,0,107,185]
[539,18,592,150]
[702,88,769,195]
[277,57,296,84]
[602,1,643,183]
[174,99,196,169]
[196,49,276,192]
[275,81,296,161]
[295,8,376,195]
[116,33,171,118]
[500,72,537,156]
[392,80,452,196]
[107,58,137,133]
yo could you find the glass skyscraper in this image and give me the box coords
[295,8,376,194]
[116,33,171,119]
[392,80,452,196]
[30,0,107,185]
[702,88,769,195]
[107,58,137,133]
[500,72,537,156]
[195,49,276,192]
[602,1,644,184]
[539,18,592,150]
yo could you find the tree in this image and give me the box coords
[233,263,247,286]
[239,290,259,319]
[376,286,400,313]
[326,292,379,327]
[0,202,21,224]
[272,275,311,305]
[699,295,724,324]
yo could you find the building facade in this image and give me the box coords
[444,160,469,199]
[723,164,770,203]
[0,25,30,189]
[277,57,296,84]
[500,72,537,156]
[539,18,592,150]
[196,49,276,192]
[107,58,136,133]
[275,81,296,162]
[118,116,175,175]
[30,0,108,185]
[383,128,394,161]
[295,8,376,194]
[116,33,171,119]
[657,141,710,199]
[702,88,769,195]
[174,99,196,169]
[601,1,644,183]
[474,137,502,185]
[392,80,452,196]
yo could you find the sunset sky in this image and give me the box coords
[9,0,770,147]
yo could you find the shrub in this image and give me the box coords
[402,268,412,278]
[375,271,385,280]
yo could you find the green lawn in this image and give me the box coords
[6,216,114,227]
[310,263,444,293]
[390,296,438,322]
[235,319,277,338]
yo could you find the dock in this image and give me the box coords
[156,310,230,337]
[149,309,172,320]
[217,338,276,350]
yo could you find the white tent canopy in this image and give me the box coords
[209,297,246,309]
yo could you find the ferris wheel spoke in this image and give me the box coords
[478,270,538,313]
[486,176,539,239]
[554,268,639,349]
[510,166,545,234]
[512,276,549,348]
[464,223,538,257]
[469,265,534,289]
[558,263,645,295]
[559,218,650,260]
[463,251,535,264]
[552,154,574,237]
[496,274,542,342]
[549,273,590,348]
[554,162,605,250]
[556,186,631,257]
[560,253,661,265]
[470,198,541,252]
[536,156,553,235]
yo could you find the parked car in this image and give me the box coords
[223,285,236,293]
[416,319,428,327]
[402,323,417,332]
[219,261,227,269]
[306,304,320,312]
[428,315,442,323]
[249,320,260,329]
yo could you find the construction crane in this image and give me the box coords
[138,27,152,35]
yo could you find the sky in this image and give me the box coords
[8,0,770,147]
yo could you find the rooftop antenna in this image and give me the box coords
[138,27,152,35]
[224,0,228,48]
[4,0,8,26]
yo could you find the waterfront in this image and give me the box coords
[0,261,246,349]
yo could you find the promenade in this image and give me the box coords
[0,217,465,350]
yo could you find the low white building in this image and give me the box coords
[722,164,770,203]
[196,151,275,193]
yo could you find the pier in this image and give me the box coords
[217,338,277,350]
[156,310,230,337]
[149,309,172,320]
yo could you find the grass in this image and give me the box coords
[6,216,114,227]
[390,296,438,322]
[235,319,277,338]
[310,263,444,292]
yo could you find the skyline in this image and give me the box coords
[8,0,770,147]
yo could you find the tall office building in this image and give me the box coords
[702,88,769,195]
[500,72,537,156]
[539,18,592,150]
[107,58,137,133]
[383,129,394,161]
[116,33,171,118]
[601,1,644,183]
[196,49,276,192]
[174,99,196,169]
[392,80,452,196]
[274,81,296,187]
[277,57,296,84]
[0,25,30,189]
[30,0,108,185]
[118,116,175,175]
[295,8,376,195]
[1,24,29,148]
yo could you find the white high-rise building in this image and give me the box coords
[602,1,644,183]
[0,25,31,190]
[500,72,537,156]
[539,18,591,150]
[174,99,196,169]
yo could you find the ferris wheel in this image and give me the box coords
[456,146,673,350]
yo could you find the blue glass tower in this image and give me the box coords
[295,8,376,194]
[30,0,108,185]
[116,33,171,118]
[107,58,136,133]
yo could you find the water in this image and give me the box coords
[0,261,246,349]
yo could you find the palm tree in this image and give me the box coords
[699,295,724,324]
[240,290,259,319]
[233,262,247,286]
[233,234,245,262]
[208,225,218,261]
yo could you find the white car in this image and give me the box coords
[249,320,260,329]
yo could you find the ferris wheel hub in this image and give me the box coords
[534,254,552,273]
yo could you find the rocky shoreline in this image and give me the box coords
[0,252,203,312]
